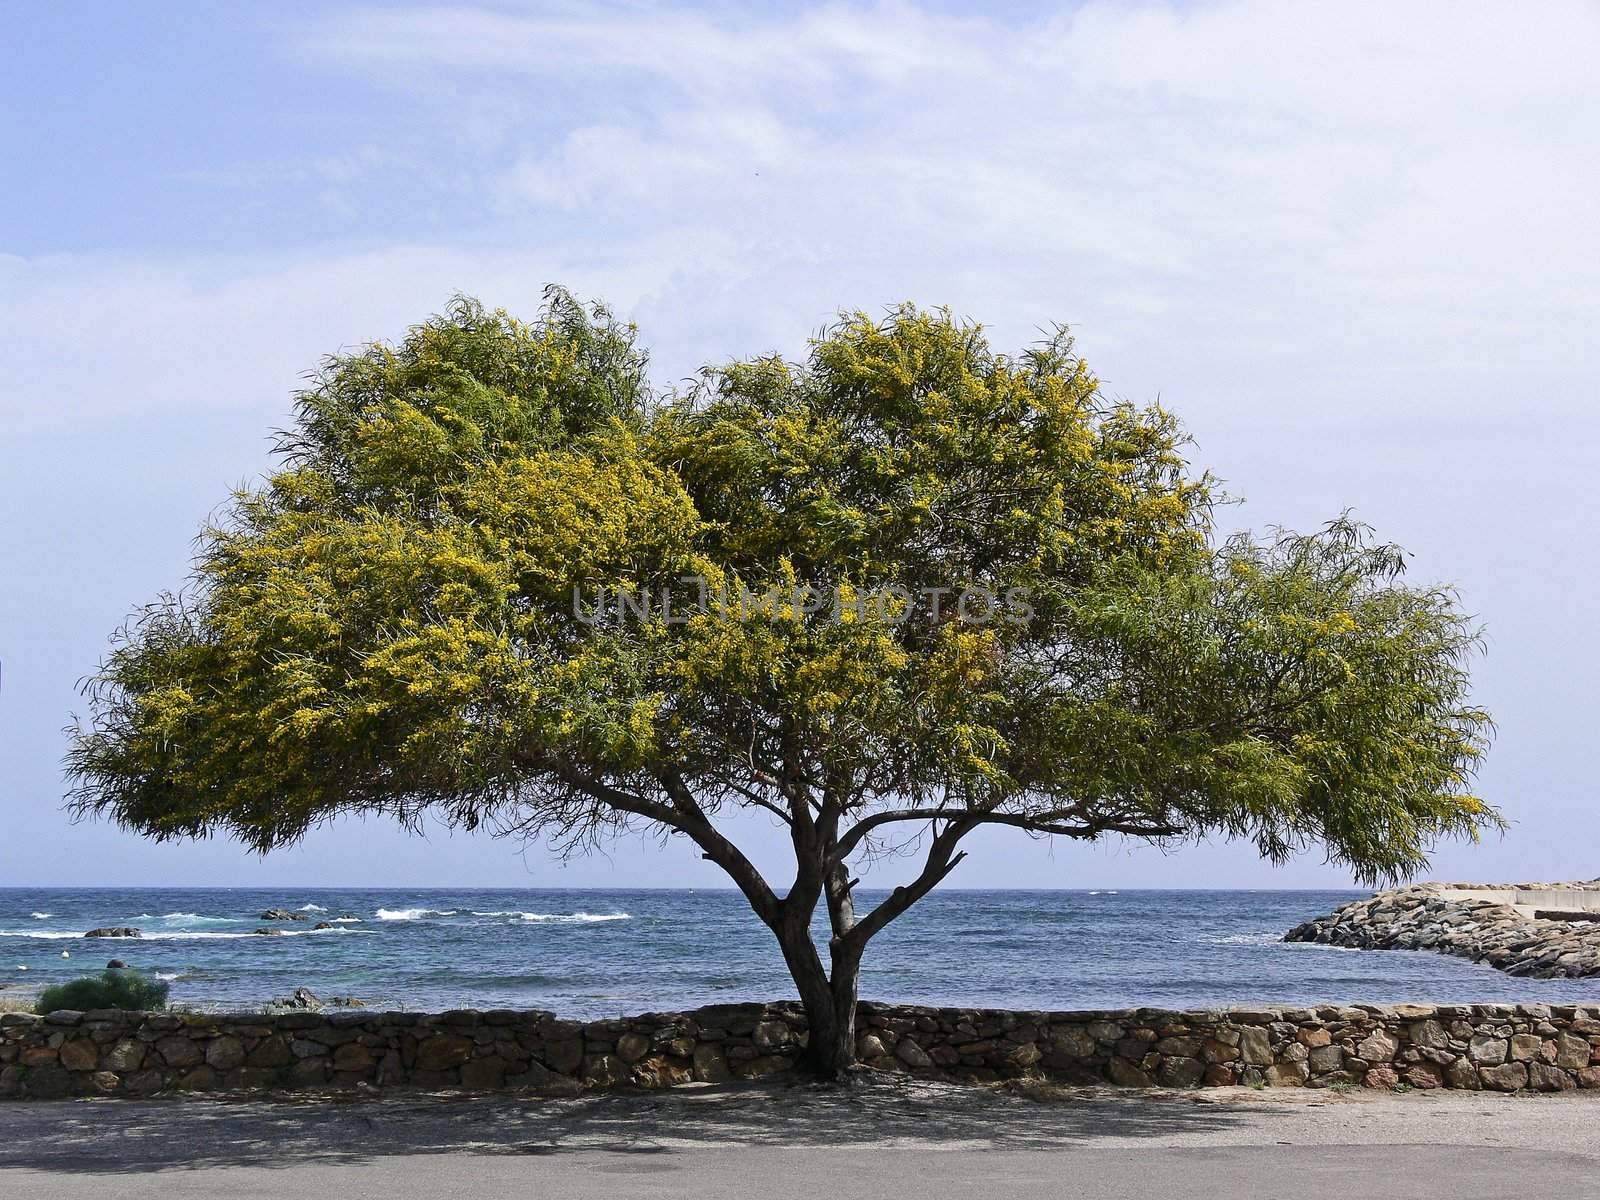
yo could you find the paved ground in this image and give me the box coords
[3,1078,1597,1199]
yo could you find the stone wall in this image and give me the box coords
[1286,882,1600,978]
[5,999,1600,1099]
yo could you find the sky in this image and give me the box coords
[1,0,1597,890]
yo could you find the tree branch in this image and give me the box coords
[843,816,975,949]
[656,769,782,925]
[832,803,1184,864]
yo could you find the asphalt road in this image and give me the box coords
[3,1078,1596,1199]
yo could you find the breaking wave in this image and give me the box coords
[375,908,458,921]
[522,911,630,923]
[467,910,630,923]
[2,927,374,942]
[134,912,245,926]
[1198,932,1281,946]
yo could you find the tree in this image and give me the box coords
[67,289,1498,1079]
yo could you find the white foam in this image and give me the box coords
[375,908,457,921]
[30,912,50,919]
[469,910,630,923]
[299,903,327,912]
[1199,932,1281,946]
[519,911,630,924]
[138,912,244,925]
[1,930,81,940]
[1,927,373,941]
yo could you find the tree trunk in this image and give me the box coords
[816,940,861,1079]
[773,916,861,1081]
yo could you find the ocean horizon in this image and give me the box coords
[7,887,1598,1019]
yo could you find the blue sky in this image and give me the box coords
[3,1,1598,888]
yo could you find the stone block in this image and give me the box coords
[205,1036,246,1071]
[1479,1062,1528,1091]
[413,1034,474,1072]
[692,1043,731,1083]
[58,1040,99,1072]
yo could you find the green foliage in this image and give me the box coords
[66,288,1497,908]
[35,969,170,1014]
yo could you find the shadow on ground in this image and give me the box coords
[0,1078,1269,1173]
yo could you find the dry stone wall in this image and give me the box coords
[5,999,1600,1099]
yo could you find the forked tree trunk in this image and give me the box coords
[815,942,861,1079]
[774,918,863,1080]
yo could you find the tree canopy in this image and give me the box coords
[67,289,1497,1076]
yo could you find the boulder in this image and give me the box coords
[1266,1060,1309,1087]
[205,1036,246,1071]
[414,1034,475,1072]
[105,960,128,969]
[1157,1056,1205,1087]
[1307,1044,1344,1074]
[155,1036,203,1069]
[1508,1034,1543,1062]
[616,1032,651,1063]
[692,1043,731,1082]
[751,1020,791,1052]
[1107,1057,1154,1087]
[101,1040,146,1072]
[58,1039,99,1072]
[583,1054,629,1086]
[857,1033,890,1060]
[1468,1036,1508,1065]
[1479,1062,1528,1092]
[84,928,142,939]
[333,1043,376,1072]
[894,1038,934,1069]
[1237,1026,1273,1066]
[259,909,307,922]
[1555,1033,1591,1071]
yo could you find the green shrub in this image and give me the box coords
[34,969,170,1014]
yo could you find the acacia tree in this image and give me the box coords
[67,290,1497,1079]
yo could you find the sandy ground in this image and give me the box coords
[3,1078,1597,1199]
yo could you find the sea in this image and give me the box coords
[3,888,1596,1019]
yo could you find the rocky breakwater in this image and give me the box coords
[4,1000,1600,1099]
[1285,882,1600,978]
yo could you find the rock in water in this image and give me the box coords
[84,928,142,938]
[272,987,323,1010]
[258,909,307,922]
[106,960,128,969]
[1285,881,1600,978]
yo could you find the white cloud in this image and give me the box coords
[298,0,1600,412]
[8,0,1597,434]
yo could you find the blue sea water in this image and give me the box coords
[2,889,1596,1019]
